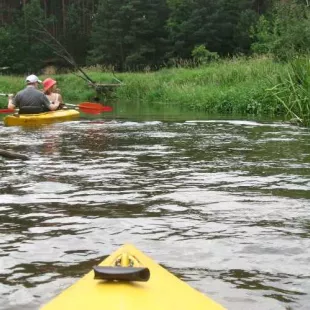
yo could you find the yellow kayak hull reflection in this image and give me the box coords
[41,244,225,310]
[4,109,79,126]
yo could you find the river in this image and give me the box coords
[0,105,309,310]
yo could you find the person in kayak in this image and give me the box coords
[42,77,64,110]
[8,74,60,114]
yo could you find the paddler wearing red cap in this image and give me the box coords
[42,78,65,110]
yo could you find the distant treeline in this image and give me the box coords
[0,0,309,73]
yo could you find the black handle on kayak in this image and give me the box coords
[93,266,150,282]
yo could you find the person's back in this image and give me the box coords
[14,86,51,113]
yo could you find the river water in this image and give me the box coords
[0,106,309,310]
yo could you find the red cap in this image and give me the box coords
[43,78,56,91]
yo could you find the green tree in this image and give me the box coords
[88,0,170,70]
[167,0,210,59]
[0,24,26,72]
[251,1,310,61]
[167,0,257,59]
[63,2,91,65]
[0,0,52,73]
[122,0,170,69]
[233,9,259,54]
[87,0,126,69]
[22,0,52,71]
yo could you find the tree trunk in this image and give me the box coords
[0,0,3,25]
[0,149,29,160]
[62,0,66,35]
[23,0,26,30]
[43,0,47,18]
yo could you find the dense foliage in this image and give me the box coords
[3,0,307,73]
[251,0,310,61]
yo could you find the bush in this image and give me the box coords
[191,45,219,65]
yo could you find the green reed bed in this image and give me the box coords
[115,57,286,116]
[267,58,310,126]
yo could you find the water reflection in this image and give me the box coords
[0,116,310,310]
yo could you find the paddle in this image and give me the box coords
[0,108,15,113]
[65,102,113,112]
[0,104,113,114]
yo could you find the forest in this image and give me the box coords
[0,0,309,73]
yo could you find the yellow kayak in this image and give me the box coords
[3,109,80,126]
[41,244,225,310]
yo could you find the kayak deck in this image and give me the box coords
[3,109,79,126]
[42,244,225,310]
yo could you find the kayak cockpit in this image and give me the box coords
[94,252,150,282]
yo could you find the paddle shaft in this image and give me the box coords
[65,103,113,112]
[65,103,84,108]
[0,106,111,114]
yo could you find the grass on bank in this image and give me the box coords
[2,56,307,123]
[266,57,310,126]
[116,57,286,116]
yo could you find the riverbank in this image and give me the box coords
[117,57,285,116]
[1,57,306,123]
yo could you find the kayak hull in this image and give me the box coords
[3,109,80,126]
[41,244,225,310]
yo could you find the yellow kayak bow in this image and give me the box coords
[41,244,225,310]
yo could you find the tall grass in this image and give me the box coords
[267,58,310,126]
[116,57,285,115]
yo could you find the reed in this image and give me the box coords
[267,57,310,126]
[115,56,285,115]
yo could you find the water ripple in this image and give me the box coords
[0,119,309,310]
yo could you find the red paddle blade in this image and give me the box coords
[79,102,103,109]
[79,107,101,115]
[101,106,113,112]
[0,109,14,113]
[78,102,113,112]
